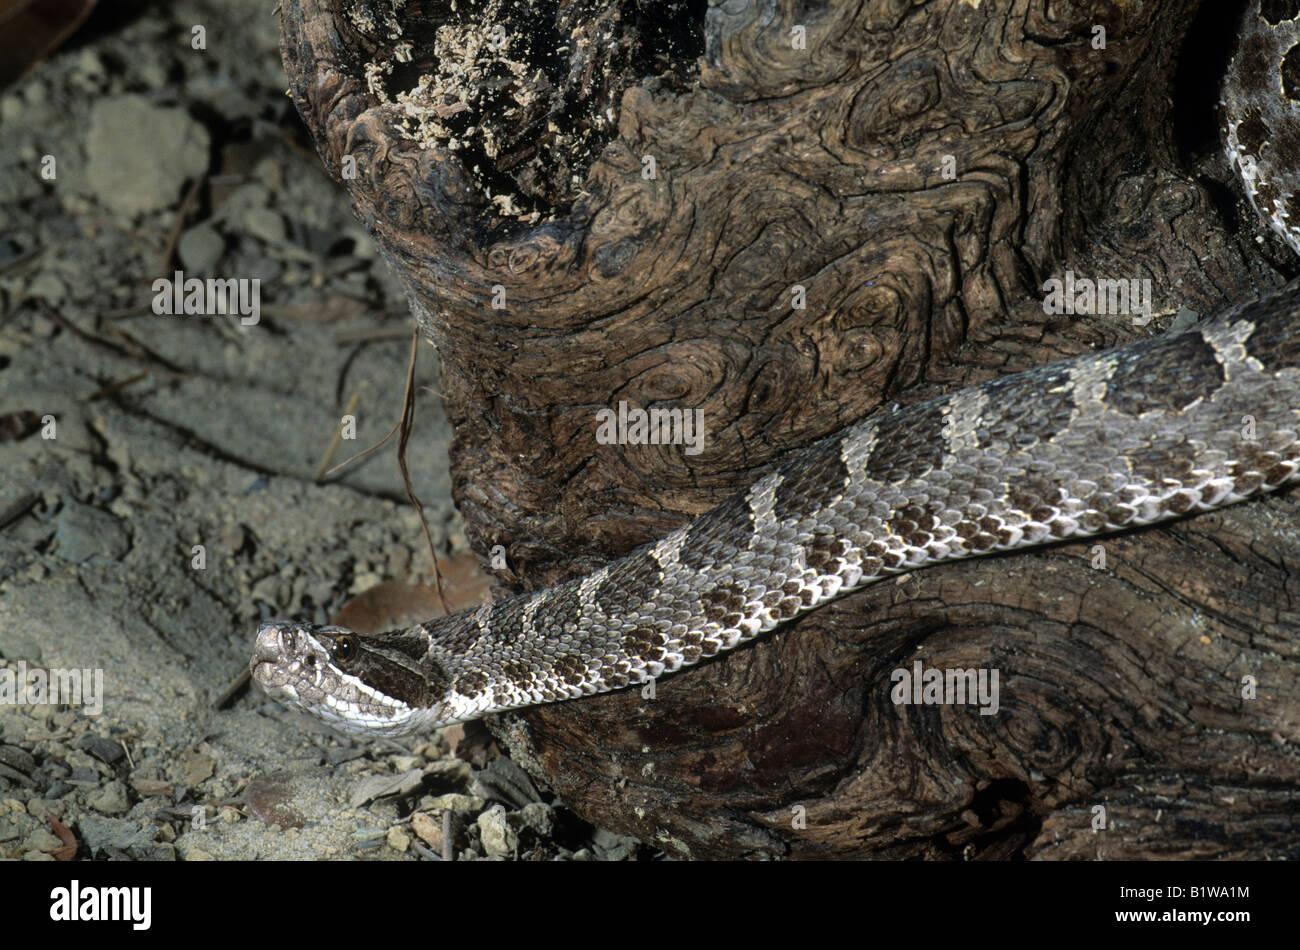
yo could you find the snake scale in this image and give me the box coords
[251,2,1300,736]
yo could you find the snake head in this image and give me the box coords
[250,620,431,736]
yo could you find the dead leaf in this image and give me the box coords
[44,814,77,861]
[441,724,465,757]
[180,750,215,785]
[130,778,174,798]
[0,0,99,89]
[331,555,493,633]
[431,553,498,608]
[243,771,307,829]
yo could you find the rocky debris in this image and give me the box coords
[476,804,516,857]
[0,0,654,863]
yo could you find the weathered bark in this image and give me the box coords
[278,0,1300,858]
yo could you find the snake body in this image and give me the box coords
[251,2,1300,736]
[1222,0,1300,257]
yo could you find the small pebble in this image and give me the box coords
[87,781,130,815]
[26,272,65,305]
[242,207,287,244]
[520,802,554,838]
[423,793,484,815]
[476,805,516,857]
[23,828,63,853]
[178,223,225,273]
[78,735,124,765]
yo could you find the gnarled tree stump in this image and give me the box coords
[278,0,1300,858]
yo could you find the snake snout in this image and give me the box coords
[250,621,297,679]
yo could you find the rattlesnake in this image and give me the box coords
[250,2,1300,736]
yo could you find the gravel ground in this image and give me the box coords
[0,0,643,861]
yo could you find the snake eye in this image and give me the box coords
[332,635,359,665]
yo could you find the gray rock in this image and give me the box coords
[351,825,387,851]
[0,633,42,663]
[74,49,105,80]
[0,744,36,774]
[519,802,554,838]
[224,247,282,285]
[476,804,517,857]
[1168,305,1201,335]
[422,793,484,816]
[386,827,410,852]
[25,272,65,305]
[52,502,130,563]
[242,207,287,245]
[23,799,58,821]
[591,827,639,861]
[215,181,271,216]
[0,819,29,845]
[87,780,130,815]
[84,95,210,216]
[0,760,34,787]
[77,815,156,855]
[71,49,106,91]
[22,827,63,853]
[68,765,102,786]
[77,734,125,765]
[470,755,542,808]
[0,93,22,123]
[178,223,225,273]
